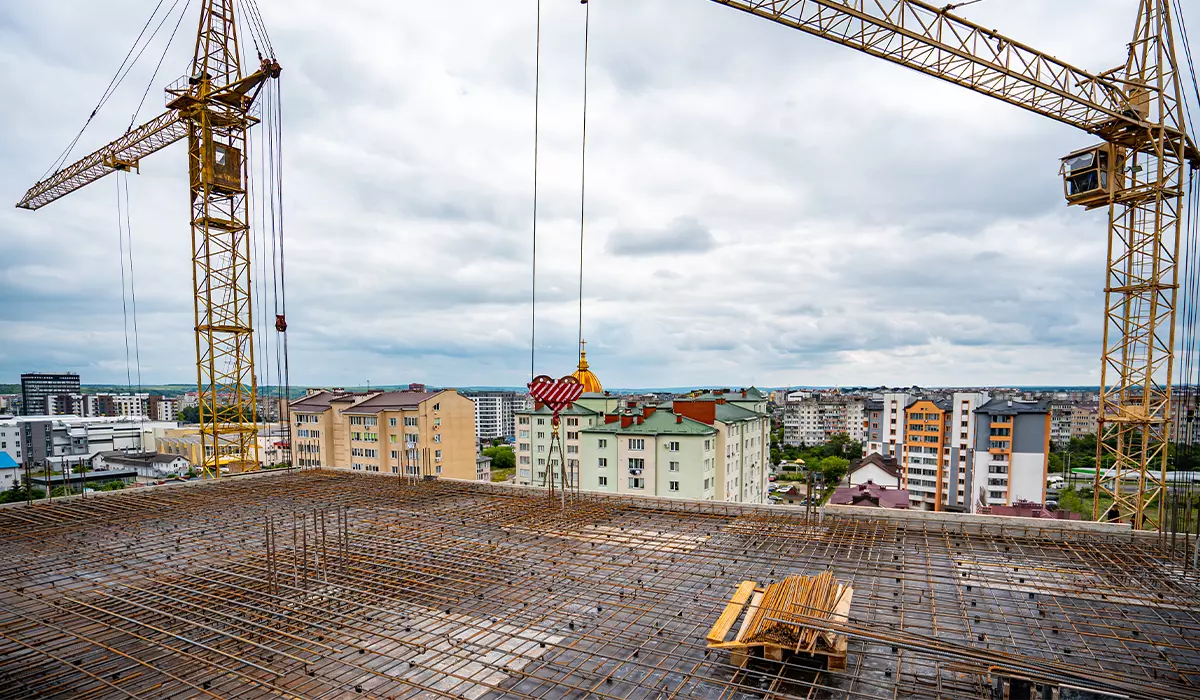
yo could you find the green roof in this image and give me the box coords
[581,411,716,436]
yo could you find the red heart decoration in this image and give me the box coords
[528,375,583,415]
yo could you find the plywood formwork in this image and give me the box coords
[0,470,1197,699]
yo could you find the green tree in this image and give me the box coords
[179,406,200,423]
[70,463,92,474]
[1048,452,1064,474]
[817,455,850,485]
[482,446,515,471]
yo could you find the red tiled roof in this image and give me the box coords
[829,481,909,509]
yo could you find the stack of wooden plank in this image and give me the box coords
[705,572,853,671]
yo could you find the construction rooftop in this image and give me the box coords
[0,471,1197,699]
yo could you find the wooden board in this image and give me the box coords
[704,580,758,644]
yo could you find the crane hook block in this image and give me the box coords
[275,314,287,332]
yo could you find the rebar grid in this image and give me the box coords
[0,470,1196,700]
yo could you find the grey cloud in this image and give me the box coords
[0,0,1143,387]
[606,217,717,257]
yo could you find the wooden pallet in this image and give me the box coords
[705,575,853,672]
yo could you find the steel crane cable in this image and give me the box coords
[1171,0,1199,137]
[41,0,174,180]
[114,172,144,413]
[531,0,543,383]
[577,0,592,363]
[129,0,192,131]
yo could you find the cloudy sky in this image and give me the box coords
[0,0,1187,389]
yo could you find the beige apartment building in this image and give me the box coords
[289,389,478,480]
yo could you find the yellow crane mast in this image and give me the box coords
[17,0,280,478]
[708,0,1197,530]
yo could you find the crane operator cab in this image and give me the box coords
[1060,143,1115,209]
[192,141,244,194]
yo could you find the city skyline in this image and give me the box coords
[0,0,1170,388]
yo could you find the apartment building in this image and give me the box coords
[672,393,770,504]
[465,391,520,440]
[580,409,719,499]
[782,394,867,445]
[1070,404,1099,438]
[289,389,478,480]
[970,398,1050,511]
[899,392,988,511]
[1049,402,1074,447]
[513,394,618,487]
[865,392,912,459]
[513,388,769,504]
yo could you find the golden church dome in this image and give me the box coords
[571,340,603,394]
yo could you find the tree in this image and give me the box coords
[817,456,850,485]
[1048,452,1065,474]
[482,446,514,471]
[71,463,92,474]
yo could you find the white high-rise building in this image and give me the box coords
[466,391,520,440]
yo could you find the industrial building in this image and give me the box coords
[0,470,1194,699]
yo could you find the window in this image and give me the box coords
[404,417,418,427]
[628,458,644,470]
[537,432,546,439]
[629,438,645,451]
[520,456,530,465]
[519,430,530,439]
[434,417,441,427]
[669,461,679,472]
[434,434,441,443]
[363,433,378,442]
[667,441,680,452]
[390,418,397,427]
[598,476,608,486]
[364,417,377,427]
[537,471,546,480]
[519,443,530,452]
[598,457,607,467]
[391,450,399,459]
[567,445,578,454]
[598,438,607,449]
[567,417,578,426]
[537,458,546,466]
[704,439,711,450]
[669,481,680,492]
[350,416,364,426]
[432,403,440,411]
[435,450,442,461]
[537,445,545,453]
[628,477,644,489]
[537,418,545,425]
[567,431,579,440]
[519,416,530,425]
[520,468,531,478]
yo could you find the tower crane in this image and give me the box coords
[16,0,281,478]
[699,0,1198,529]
